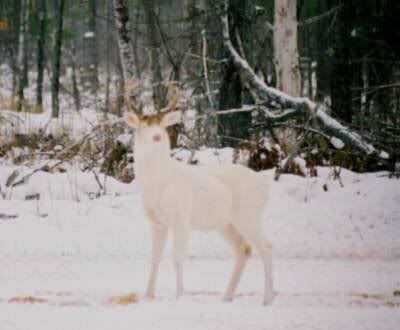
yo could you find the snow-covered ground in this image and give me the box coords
[1,160,399,329]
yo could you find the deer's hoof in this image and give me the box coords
[263,292,274,305]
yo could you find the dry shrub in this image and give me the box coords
[302,134,394,173]
[101,139,134,182]
[234,137,310,177]
[167,124,180,149]
[118,165,135,183]
[306,147,388,173]
[330,150,363,170]
[1,129,74,165]
[284,159,306,177]
[233,138,282,171]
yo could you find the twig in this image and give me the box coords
[201,29,214,110]
[299,5,342,26]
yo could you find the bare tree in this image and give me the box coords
[113,0,135,82]
[16,0,30,112]
[218,0,256,146]
[274,0,301,96]
[51,0,65,118]
[113,0,137,117]
[81,0,98,94]
[35,0,46,111]
[143,0,167,108]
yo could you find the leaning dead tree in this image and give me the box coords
[219,0,381,157]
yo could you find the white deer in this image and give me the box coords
[124,90,273,305]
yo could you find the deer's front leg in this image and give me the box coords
[145,224,168,299]
[172,225,190,299]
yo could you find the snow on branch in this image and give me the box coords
[219,0,378,156]
[196,104,300,123]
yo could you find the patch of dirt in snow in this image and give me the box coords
[6,292,139,307]
[2,290,399,309]
[0,258,399,330]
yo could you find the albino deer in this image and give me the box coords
[124,90,273,305]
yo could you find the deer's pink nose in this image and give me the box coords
[152,134,161,142]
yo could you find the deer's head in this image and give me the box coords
[123,87,182,154]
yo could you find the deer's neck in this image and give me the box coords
[134,142,175,186]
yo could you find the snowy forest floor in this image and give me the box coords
[1,166,399,329]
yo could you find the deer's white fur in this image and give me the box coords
[124,111,273,305]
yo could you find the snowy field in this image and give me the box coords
[1,159,399,330]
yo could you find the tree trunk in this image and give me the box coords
[71,44,81,112]
[133,8,142,79]
[16,0,29,112]
[185,0,201,82]
[35,0,46,111]
[274,0,301,96]
[116,53,125,117]
[329,0,353,124]
[113,0,135,82]
[9,0,21,100]
[315,0,331,104]
[81,0,98,94]
[51,0,65,118]
[360,58,368,133]
[143,0,167,109]
[218,0,256,146]
[105,0,112,113]
[21,0,30,91]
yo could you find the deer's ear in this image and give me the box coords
[124,112,140,129]
[161,111,182,128]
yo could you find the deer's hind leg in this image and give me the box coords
[219,224,252,302]
[234,221,273,305]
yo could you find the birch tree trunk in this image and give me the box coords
[51,0,65,118]
[143,0,167,109]
[35,0,46,111]
[81,0,98,94]
[113,0,135,82]
[16,0,29,112]
[274,0,301,96]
